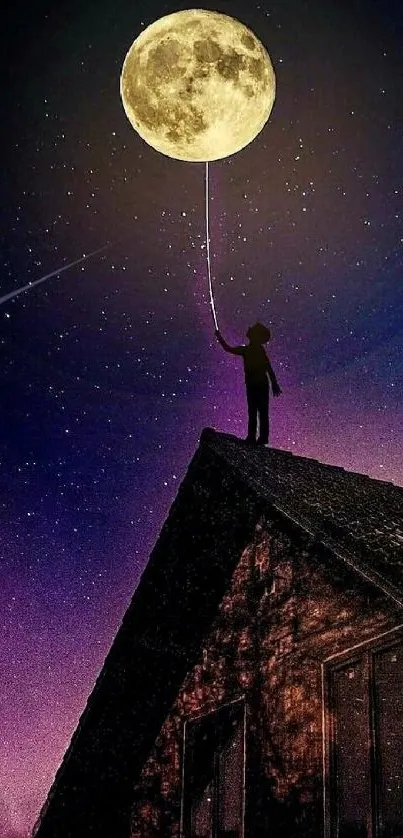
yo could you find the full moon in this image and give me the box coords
[120,9,276,162]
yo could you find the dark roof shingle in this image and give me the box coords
[202,428,403,599]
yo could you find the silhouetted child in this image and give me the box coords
[215,322,282,445]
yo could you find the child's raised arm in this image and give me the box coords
[215,330,244,355]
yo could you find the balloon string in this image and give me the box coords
[205,160,218,331]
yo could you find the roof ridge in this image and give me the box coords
[201,427,402,490]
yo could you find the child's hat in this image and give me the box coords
[246,322,271,343]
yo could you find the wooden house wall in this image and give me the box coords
[130,516,403,838]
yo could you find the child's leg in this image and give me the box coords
[246,384,258,441]
[257,382,269,443]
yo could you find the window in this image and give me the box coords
[326,633,403,838]
[182,698,245,838]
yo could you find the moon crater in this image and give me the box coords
[193,37,223,64]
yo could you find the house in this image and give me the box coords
[33,428,403,838]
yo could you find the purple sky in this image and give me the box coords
[1,0,402,833]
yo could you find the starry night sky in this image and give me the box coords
[1,0,402,834]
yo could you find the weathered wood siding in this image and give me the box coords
[130,517,403,838]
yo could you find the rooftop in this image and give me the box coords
[202,428,403,601]
[33,428,403,837]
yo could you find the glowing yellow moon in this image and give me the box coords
[120,9,276,162]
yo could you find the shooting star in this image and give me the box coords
[0,241,115,307]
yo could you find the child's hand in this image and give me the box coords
[272,382,282,397]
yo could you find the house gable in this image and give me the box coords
[130,508,403,837]
[33,429,403,837]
